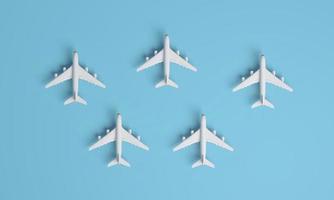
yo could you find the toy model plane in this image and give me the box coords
[45,51,106,105]
[137,34,197,88]
[173,114,234,168]
[233,54,293,109]
[89,113,149,168]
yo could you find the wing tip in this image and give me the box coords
[189,65,197,72]
[173,147,180,152]
[137,66,145,72]
[232,87,239,92]
[45,83,52,88]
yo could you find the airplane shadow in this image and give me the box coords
[169,109,201,148]
[230,49,261,105]
[86,109,122,165]
[134,29,167,87]
[43,47,75,102]
[169,110,203,165]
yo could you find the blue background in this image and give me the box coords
[0,0,333,199]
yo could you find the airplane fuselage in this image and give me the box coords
[115,114,123,162]
[259,55,267,103]
[200,115,207,162]
[72,52,80,100]
[163,36,170,82]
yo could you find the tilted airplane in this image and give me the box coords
[233,54,293,109]
[137,34,197,88]
[173,114,234,168]
[45,51,106,105]
[89,113,149,168]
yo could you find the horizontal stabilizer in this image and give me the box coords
[192,158,215,168]
[64,95,87,105]
[251,99,274,109]
[155,79,178,88]
[108,157,130,168]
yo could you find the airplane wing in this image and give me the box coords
[137,50,164,71]
[78,66,106,88]
[265,69,293,92]
[205,129,234,151]
[173,130,200,152]
[45,66,72,88]
[121,128,149,150]
[89,129,116,151]
[232,70,260,92]
[169,48,197,71]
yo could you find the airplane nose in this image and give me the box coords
[116,113,122,122]
[164,34,169,40]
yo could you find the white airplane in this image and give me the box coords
[89,113,149,168]
[233,54,293,109]
[137,34,197,88]
[45,51,106,105]
[173,114,234,168]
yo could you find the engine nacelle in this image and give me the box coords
[137,135,141,141]
[221,136,225,141]
[213,130,217,135]
[129,129,132,134]
[177,50,180,55]
[106,129,110,133]
[97,135,102,140]
[250,70,254,75]
[62,67,66,71]
[190,130,194,134]
[182,136,186,141]
[154,50,158,55]
[272,70,276,75]
[185,57,189,62]
[85,67,89,72]
[241,77,245,81]
[54,73,58,77]
[281,76,285,82]
[145,56,149,61]
[94,73,97,78]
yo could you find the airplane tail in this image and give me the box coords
[192,158,215,168]
[251,99,274,109]
[108,157,130,168]
[155,79,178,88]
[64,95,87,105]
